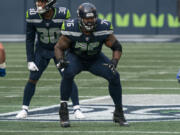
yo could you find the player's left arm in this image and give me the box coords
[105,34,122,68]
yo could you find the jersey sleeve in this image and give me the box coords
[60,20,81,41]
[102,19,114,32]
[25,9,36,62]
[60,21,72,40]
[93,19,114,40]
[65,8,71,19]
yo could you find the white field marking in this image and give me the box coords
[3,95,96,98]
[0,78,177,82]
[0,130,179,134]
[6,51,180,55]
[6,58,180,63]
[1,94,180,118]
[7,49,180,52]
[0,96,110,116]
[6,50,180,54]
[5,71,178,74]
[5,65,180,68]
[0,86,180,90]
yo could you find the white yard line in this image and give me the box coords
[0,86,180,90]
[0,130,179,134]
[4,65,180,68]
[5,71,178,74]
[0,78,177,82]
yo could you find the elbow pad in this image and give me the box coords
[110,40,122,52]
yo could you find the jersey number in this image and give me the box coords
[36,28,61,44]
[75,42,99,55]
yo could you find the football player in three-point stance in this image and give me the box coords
[0,43,6,77]
[54,2,129,127]
[16,0,84,119]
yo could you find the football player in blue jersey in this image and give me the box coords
[0,43,6,77]
[54,2,129,127]
[16,0,84,119]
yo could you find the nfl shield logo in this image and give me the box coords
[85,37,89,41]
[46,23,50,27]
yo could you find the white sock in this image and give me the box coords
[0,62,6,68]
[73,105,80,110]
[60,101,68,104]
[22,105,29,111]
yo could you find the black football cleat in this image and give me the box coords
[59,102,70,128]
[113,107,129,127]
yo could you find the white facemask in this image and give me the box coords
[36,2,47,14]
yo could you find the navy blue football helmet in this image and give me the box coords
[77,3,97,31]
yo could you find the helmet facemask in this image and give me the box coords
[81,15,97,32]
[35,0,56,14]
[77,3,97,32]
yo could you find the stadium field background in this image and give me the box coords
[0,42,180,135]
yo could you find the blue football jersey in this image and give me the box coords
[61,18,113,60]
[26,7,70,61]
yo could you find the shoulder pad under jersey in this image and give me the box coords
[56,7,71,19]
[26,8,42,23]
[93,19,114,36]
[61,19,82,37]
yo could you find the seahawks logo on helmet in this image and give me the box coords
[35,0,56,14]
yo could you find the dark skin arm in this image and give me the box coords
[105,34,122,61]
[54,35,71,61]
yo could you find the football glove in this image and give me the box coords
[103,59,118,74]
[28,62,39,71]
[56,58,69,70]
[176,70,180,83]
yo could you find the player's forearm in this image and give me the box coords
[112,50,121,61]
[54,43,65,61]
[54,35,71,61]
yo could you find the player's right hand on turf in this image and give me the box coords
[28,62,39,71]
[56,58,69,69]
[176,71,180,83]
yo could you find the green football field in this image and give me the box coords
[0,42,180,135]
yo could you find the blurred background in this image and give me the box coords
[0,0,180,42]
